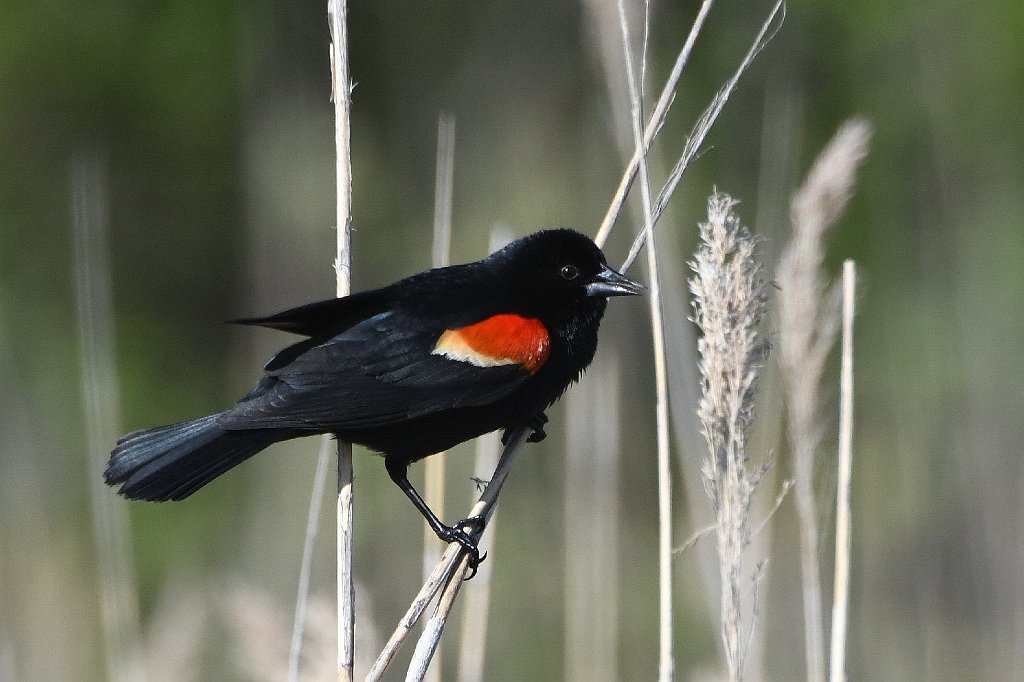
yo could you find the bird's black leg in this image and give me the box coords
[385,457,486,575]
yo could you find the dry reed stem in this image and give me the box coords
[423,112,457,587]
[328,1,355,678]
[777,118,870,682]
[404,427,530,680]
[366,551,463,681]
[421,114,456,682]
[289,436,333,682]
[564,359,622,682]
[455,430,502,682]
[591,5,784,678]
[828,260,856,682]
[431,114,456,269]
[621,0,785,272]
[594,0,714,249]
[72,148,146,682]
[591,6,785,646]
[613,0,675,677]
[407,560,469,682]
[690,193,770,681]
[454,229,512,682]
[366,427,531,681]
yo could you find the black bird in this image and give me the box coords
[105,229,641,566]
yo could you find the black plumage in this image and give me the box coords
[105,229,641,564]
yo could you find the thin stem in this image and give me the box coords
[456,430,502,682]
[595,0,715,249]
[289,436,333,682]
[72,147,146,682]
[404,428,529,680]
[406,565,469,682]
[829,261,856,682]
[563,359,622,681]
[421,113,455,682]
[367,427,531,681]
[621,0,785,272]
[615,1,673,678]
[454,229,510,682]
[431,114,456,270]
[328,0,355,679]
[778,118,871,682]
[366,551,463,681]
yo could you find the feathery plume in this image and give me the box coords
[690,192,770,681]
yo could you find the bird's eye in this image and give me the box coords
[560,264,580,281]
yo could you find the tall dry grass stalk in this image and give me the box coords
[328,0,355,678]
[423,113,456,577]
[367,427,532,681]
[829,260,856,682]
[619,0,785,270]
[289,436,332,682]
[594,0,787,256]
[587,4,784,677]
[563,359,621,682]
[421,113,456,682]
[455,430,501,682]
[403,427,531,680]
[454,228,512,682]
[690,193,770,681]
[431,114,456,269]
[72,147,147,682]
[776,118,871,682]
[613,0,675,677]
[591,0,715,249]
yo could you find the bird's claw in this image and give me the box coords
[438,515,488,579]
[502,412,549,445]
[526,412,548,443]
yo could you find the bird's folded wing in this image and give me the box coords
[220,312,530,431]
[231,287,394,337]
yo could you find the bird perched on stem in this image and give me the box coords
[105,229,641,569]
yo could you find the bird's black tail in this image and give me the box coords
[104,414,282,501]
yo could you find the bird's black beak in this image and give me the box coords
[586,265,644,298]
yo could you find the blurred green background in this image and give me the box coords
[3,1,1023,680]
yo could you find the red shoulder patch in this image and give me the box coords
[432,314,551,375]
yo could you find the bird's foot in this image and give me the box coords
[437,515,487,579]
[526,412,549,443]
[502,412,549,446]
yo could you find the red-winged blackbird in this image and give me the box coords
[105,229,641,565]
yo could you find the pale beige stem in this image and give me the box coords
[421,113,456,682]
[367,428,531,681]
[829,260,856,682]
[328,1,355,679]
[614,1,674,677]
[72,147,147,682]
[594,0,715,249]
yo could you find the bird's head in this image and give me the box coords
[488,229,642,324]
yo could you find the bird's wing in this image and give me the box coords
[220,311,534,431]
[231,288,395,337]
[234,288,402,371]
